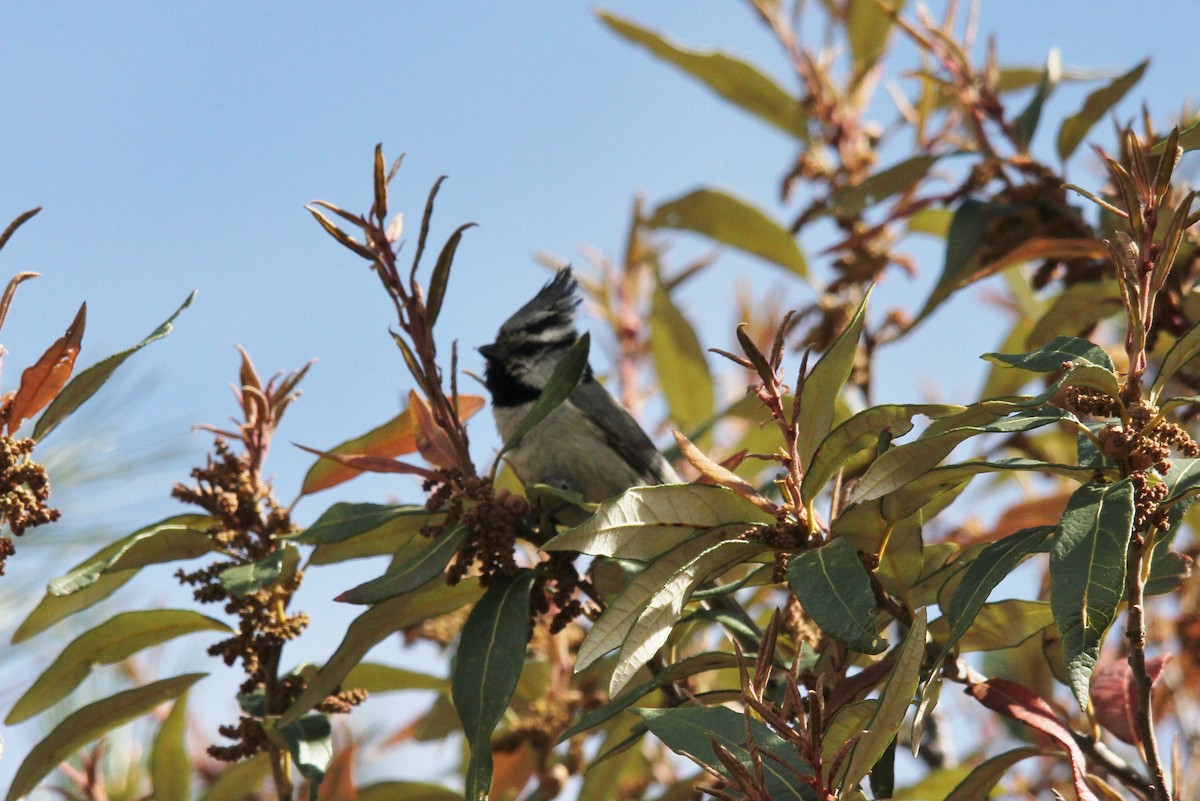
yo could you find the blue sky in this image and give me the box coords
[1,1,1197,793]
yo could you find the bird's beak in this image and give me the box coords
[477,343,499,360]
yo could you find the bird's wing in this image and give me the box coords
[569,379,679,484]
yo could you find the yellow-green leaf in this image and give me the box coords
[151,694,191,801]
[650,280,712,431]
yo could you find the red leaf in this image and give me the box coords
[6,303,85,434]
[1090,654,1171,745]
[294,442,440,483]
[968,678,1099,801]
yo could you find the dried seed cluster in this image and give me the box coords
[423,471,530,587]
[174,438,362,761]
[0,436,60,575]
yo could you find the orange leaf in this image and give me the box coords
[316,742,357,800]
[409,390,460,471]
[294,443,440,483]
[7,303,85,435]
[299,394,483,495]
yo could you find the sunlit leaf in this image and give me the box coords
[279,578,480,728]
[576,525,752,671]
[219,544,300,598]
[426,223,476,329]
[788,537,886,654]
[1057,60,1148,161]
[309,510,442,565]
[914,198,1008,324]
[1049,479,1135,710]
[1152,318,1200,399]
[838,611,926,794]
[34,291,195,441]
[342,661,447,695]
[8,609,228,724]
[545,484,773,561]
[196,752,271,801]
[797,289,870,471]
[6,673,205,801]
[647,188,808,277]
[1012,49,1060,150]
[293,503,428,545]
[597,12,806,138]
[847,0,905,73]
[939,747,1048,801]
[649,280,713,431]
[610,538,765,694]
[150,694,191,801]
[281,713,332,801]
[7,302,85,434]
[1025,281,1121,348]
[452,569,537,801]
[931,599,1054,653]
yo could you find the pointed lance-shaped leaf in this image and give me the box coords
[650,279,713,432]
[1049,479,1135,710]
[0,207,41,255]
[150,694,191,801]
[219,545,300,599]
[847,0,906,74]
[788,537,887,654]
[500,332,590,456]
[34,291,196,441]
[7,302,85,434]
[306,205,376,262]
[293,502,429,545]
[336,524,469,604]
[914,198,1010,325]
[1056,60,1148,161]
[7,609,229,725]
[0,272,39,340]
[968,679,1100,801]
[1151,318,1200,399]
[452,569,538,801]
[425,223,476,330]
[827,155,936,218]
[1089,654,1171,744]
[373,143,388,221]
[647,188,808,278]
[1012,48,1060,151]
[796,288,870,471]
[941,747,1049,801]
[596,11,807,139]
[6,673,205,801]
[408,389,460,470]
[281,713,333,801]
[196,753,272,801]
[278,578,480,728]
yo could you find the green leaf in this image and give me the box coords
[577,526,755,672]
[196,752,271,801]
[822,699,877,765]
[6,673,205,801]
[544,484,774,561]
[939,526,1052,664]
[915,198,1011,324]
[647,188,808,277]
[560,652,739,741]
[640,706,815,801]
[500,332,590,455]
[279,578,480,728]
[8,609,228,724]
[847,0,905,73]
[942,747,1049,801]
[838,611,927,795]
[46,514,216,597]
[294,503,428,544]
[1057,60,1148,161]
[1013,49,1060,150]
[1153,318,1200,399]
[32,291,196,441]
[788,537,886,654]
[649,280,713,431]
[452,569,537,801]
[219,545,300,598]
[1049,479,1135,710]
[341,661,447,694]
[151,694,191,801]
[357,782,462,801]
[828,156,935,217]
[802,403,962,504]
[309,510,439,565]
[1026,282,1122,348]
[850,406,1075,504]
[597,11,806,138]
[425,222,476,329]
[985,334,1115,373]
[931,599,1055,653]
[336,525,469,604]
[280,713,332,801]
[797,289,870,471]
[610,539,765,694]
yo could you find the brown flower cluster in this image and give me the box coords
[423,470,530,588]
[0,436,60,575]
[174,438,363,761]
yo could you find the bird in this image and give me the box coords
[479,268,679,503]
